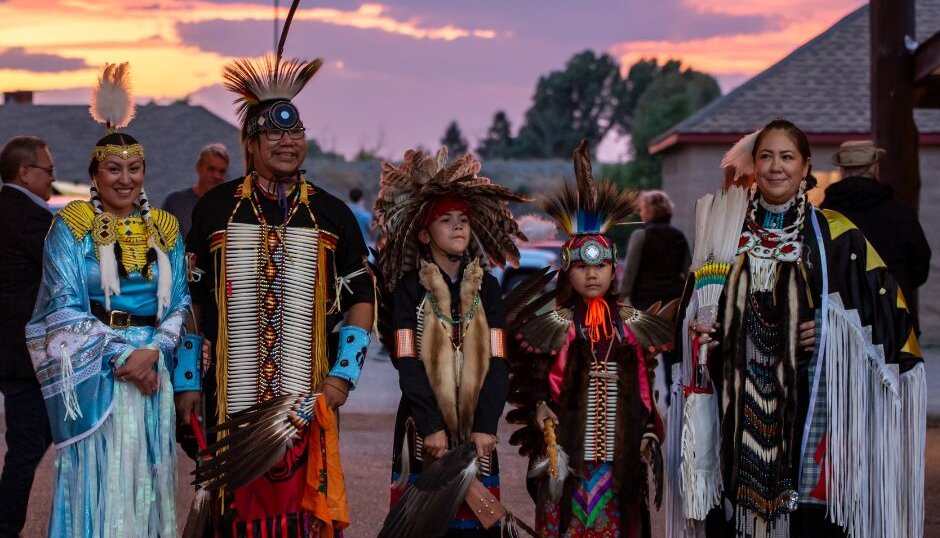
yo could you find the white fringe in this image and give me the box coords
[152,239,172,320]
[900,363,926,538]
[680,392,723,520]
[59,344,83,421]
[665,364,691,538]
[96,243,121,311]
[527,446,570,501]
[823,293,902,538]
[666,296,708,537]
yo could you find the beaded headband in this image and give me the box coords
[90,143,145,162]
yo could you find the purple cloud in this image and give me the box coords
[176,2,776,159]
[0,47,90,73]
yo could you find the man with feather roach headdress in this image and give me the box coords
[185,2,374,536]
[504,140,677,537]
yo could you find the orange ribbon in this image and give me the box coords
[584,296,612,343]
[301,397,350,537]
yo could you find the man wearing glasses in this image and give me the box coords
[186,56,373,535]
[0,136,54,537]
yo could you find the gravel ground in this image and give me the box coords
[3,344,939,537]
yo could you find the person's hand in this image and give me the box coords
[535,401,559,428]
[315,376,350,409]
[115,348,160,395]
[640,436,659,465]
[423,430,448,460]
[175,391,201,424]
[471,432,498,459]
[691,321,720,352]
[798,320,816,352]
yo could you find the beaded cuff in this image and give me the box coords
[328,325,370,389]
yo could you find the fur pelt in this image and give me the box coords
[418,259,491,442]
[554,329,652,533]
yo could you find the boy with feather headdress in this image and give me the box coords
[373,146,527,537]
[505,140,676,537]
[185,2,374,536]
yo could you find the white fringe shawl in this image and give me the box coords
[665,294,710,538]
[822,293,924,538]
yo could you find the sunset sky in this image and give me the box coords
[0,0,865,160]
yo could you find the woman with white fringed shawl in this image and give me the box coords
[671,119,926,538]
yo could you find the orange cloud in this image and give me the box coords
[0,0,497,96]
[610,1,864,81]
[686,0,861,19]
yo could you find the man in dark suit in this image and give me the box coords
[0,136,55,537]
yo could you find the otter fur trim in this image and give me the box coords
[418,259,491,441]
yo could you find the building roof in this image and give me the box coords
[651,0,940,154]
[0,102,242,205]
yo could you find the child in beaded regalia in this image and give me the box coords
[374,146,528,536]
[505,140,675,538]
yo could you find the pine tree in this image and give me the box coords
[441,121,469,157]
[476,111,513,159]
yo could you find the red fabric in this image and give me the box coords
[809,434,829,501]
[232,433,310,524]
[549,326,577,401]
[621,325,653,414]
[421,195,468,227]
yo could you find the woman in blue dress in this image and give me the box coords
[25,63,196,537]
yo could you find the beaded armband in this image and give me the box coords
[328,325,370,389]
[172,333,203,393]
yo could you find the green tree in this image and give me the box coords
[514,50,623,158]
[307,138,344,161]
[624,61,720,187]
[476,111,513,159]
[441,121,469,157]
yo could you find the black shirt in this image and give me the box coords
[393,265,508,436]
[186,176,373,341]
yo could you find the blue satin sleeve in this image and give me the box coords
[26,218,136,447]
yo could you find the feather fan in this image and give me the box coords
[194,393,318,492]
[89,63,135,131]
[378,444,479,538]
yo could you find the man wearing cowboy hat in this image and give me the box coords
[823,140,931,325]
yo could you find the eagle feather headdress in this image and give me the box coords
[374,147,529,293]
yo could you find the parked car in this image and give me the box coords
[491,240,563,295]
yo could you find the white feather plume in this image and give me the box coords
[719,130,760,181]
[89,63,136,131]
[527,446,571,501]
[517,214,558,244]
